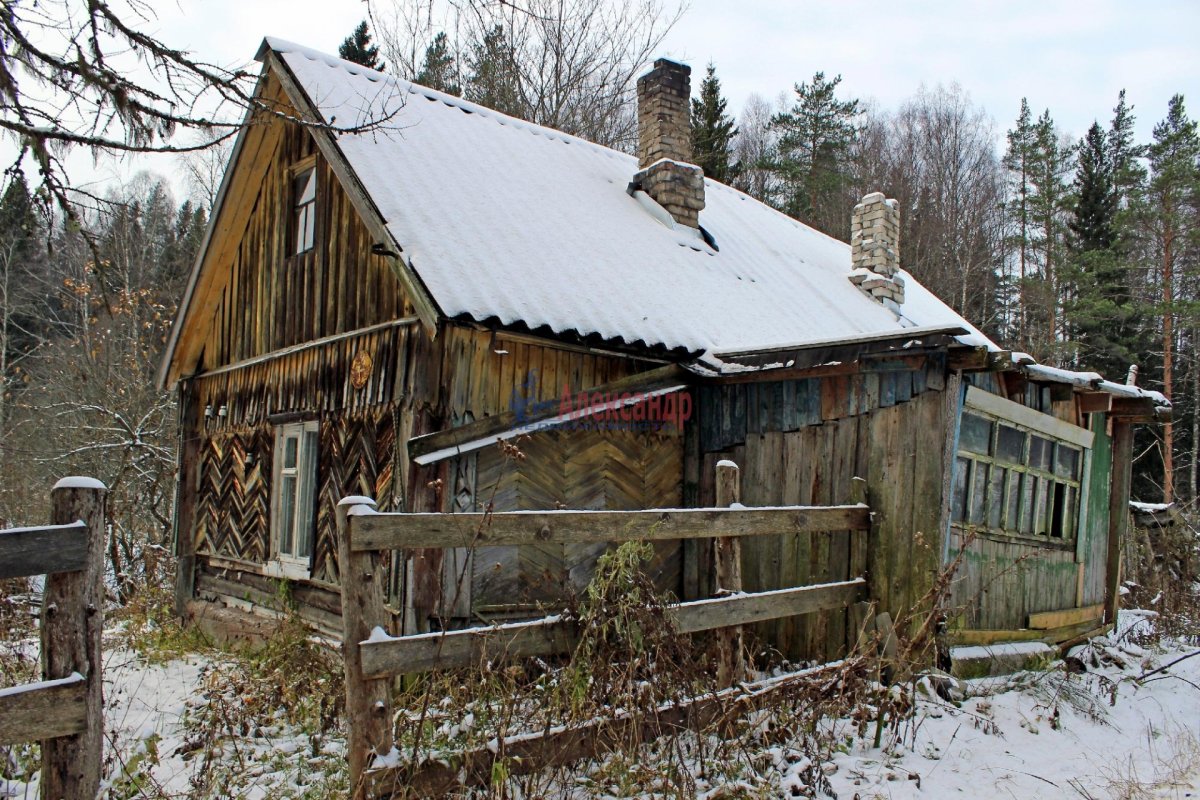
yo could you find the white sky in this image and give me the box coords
[28,0,1200,201]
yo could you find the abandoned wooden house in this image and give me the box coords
[159,39,1170,661]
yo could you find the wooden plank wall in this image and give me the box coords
[1082,420,1113,607]
[695,366,947,662]
[199,119,409,371]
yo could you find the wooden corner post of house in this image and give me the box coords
[337,495,394,799]
[41,477,108,800]
[713,460,746,686]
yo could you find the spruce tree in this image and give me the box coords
[1064,122,1140,380]
[1025,109,1075,362]
[770,72,859,236]
[690,64,738,184]
[416,32,461,96]
[465,26,521,116]
[338,20,383,71]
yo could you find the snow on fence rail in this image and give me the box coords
[337,462,873,799]
[0,477,108,800]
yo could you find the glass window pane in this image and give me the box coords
[1019,474,1035,534]
[284,435,298,470]
[1055,445,1080,479]
[280,475,297,556]
[1063,486,1076,539]
[296,430,318,559]
[294,168,316,204]
[1034,477,1050,536]
[996,425,1025,464]
[1051,483,1067,539]
[988,467,1006,528]
[970,462,989,525]
[960,413,993,455]
[1006,473,1021,532]
[952,457,970,523]
[1030,436,1053,471]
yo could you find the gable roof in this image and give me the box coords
[260,38,993,360]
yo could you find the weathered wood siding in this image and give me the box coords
[439,326,682,617]
[694,363,950,661]
[946,377,1114,631]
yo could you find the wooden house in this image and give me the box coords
[160,40,1170,659]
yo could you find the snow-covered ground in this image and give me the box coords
[3,610,1200,799]
[825,612,1200,799]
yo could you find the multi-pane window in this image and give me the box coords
[951,389,1091,544]
[292,166,317,254]
[272,421,318,569]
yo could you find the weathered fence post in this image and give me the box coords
[337,495,394,799]
[40,476,107,800]
[714,460,746,686]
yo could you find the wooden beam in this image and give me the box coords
[40,479,107,800]
[359,579,865,678]
[713,461,745,686]
[0,675,87,746]
[0,522,88,580]
[1078,392,1113,413]
[965,386,1095,448]
[1108,397,1160,419]
[349,504,871,552]
[1027,603,1105,630]
[947,346,990,371]
[1106,421,1134,624]
[406,364,689,463]
[363,660,851,798]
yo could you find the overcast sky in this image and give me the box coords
[58,0,1200,198]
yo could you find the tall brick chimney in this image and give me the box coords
[632,58,705,229]
[848,192,905,313]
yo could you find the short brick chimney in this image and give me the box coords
[848,192,905,313]
[632,58,705,229]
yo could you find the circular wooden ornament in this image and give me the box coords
[350,350,373,389]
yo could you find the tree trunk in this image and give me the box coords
[1191,329,1198,503]
[1162,228,1175,503]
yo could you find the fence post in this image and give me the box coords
[337,495,393,799]
[41,476,107,800]
[714,460,745,686]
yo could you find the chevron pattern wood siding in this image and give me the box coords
[195,428,273,564]
[468,428,683,614]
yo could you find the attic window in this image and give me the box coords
[292,166,317,254]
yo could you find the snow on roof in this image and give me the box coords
[266,38,993,355]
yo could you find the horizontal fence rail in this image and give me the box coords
[0,674,88,746]
[359,578,867,679]
[337,465,874,799]
[348,504,871,551]
[0,521,89,580]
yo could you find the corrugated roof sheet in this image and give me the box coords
[268,38,994,355]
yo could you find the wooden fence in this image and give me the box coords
[338,462,872,798]
[0,478,108,800]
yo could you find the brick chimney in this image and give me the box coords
[632,58,705,229]
[848,192,905,313]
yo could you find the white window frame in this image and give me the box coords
[291,158,317,255]
[267,420,319,579]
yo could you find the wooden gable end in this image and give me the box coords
[163,71,427,384]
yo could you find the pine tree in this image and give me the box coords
[1144,94,1200,502]
[339,21,383,71]
[1002,99,1036,347]
[465,26,520,116]
[689,64,738,184]
[416,32,460,96]
[1108,90,1146,208]
[1024,109,1075,361]
[770,72,860,236]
